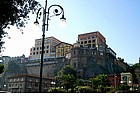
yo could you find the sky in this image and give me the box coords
[2,0,140,64]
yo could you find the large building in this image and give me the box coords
[55,42,73,59]
[70,31,128,78]
[78,31,107,49]
[77,31,116,65]
[120,72,133,86]
[29,37,73,61]
[30,37,61,60]
[8,74,53,93]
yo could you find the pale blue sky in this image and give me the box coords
[3,0,140,64]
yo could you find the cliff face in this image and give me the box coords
[72,54,129,79]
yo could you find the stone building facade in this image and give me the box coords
[8,74,53,93]
[78,31,106,49]
[120,72,133,86]
[30,37,61,60]
[55,42,73,59]
[70,45,116,78]
[71,31,128,78]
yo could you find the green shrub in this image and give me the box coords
[48,87,66,93]
[75,86,93,93]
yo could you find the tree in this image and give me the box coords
[89,77,99,92]
[0,0,40,46]
[76,79,85,86]
[117,57,124,62]
[0,64,4,74]
[89,74,112,92]
[127,63,140,84]
[96,74,112,92]
[117,83,130,92]
[56,65,77,92]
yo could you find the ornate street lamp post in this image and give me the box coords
[34,0,66,92]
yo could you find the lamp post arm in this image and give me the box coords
[47,4,65,18]
[46,4,65,32]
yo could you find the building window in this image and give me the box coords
[73,62,76,68]
[122,76,127,81]
[88,44,91,48]
[33,48,35,51]
[52,47,55,53]
[74,51,76,55]
[46,50,49,53]
[88,40,91,43]
[33,52,35,55]
[66,54,68,58]
[99,46,104,51]
[47,46,49,49]
[92,39,95,42]
[28,82,32,88]
[44,82,47,89]
[20,84,22,88]
[100,52,103,55]
[35,83,38,88]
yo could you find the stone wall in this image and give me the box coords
[26,58,69,78]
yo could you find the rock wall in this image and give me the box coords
[0,60,27,91]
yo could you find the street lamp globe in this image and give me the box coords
[59,16,67,27]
